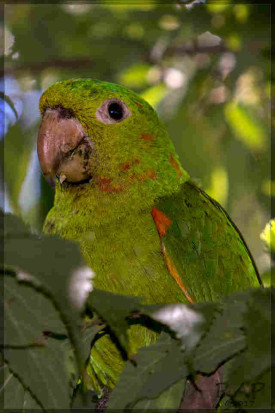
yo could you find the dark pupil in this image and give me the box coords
[108,102,123,120]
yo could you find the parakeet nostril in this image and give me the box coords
[57,106,75,119]
[37,108,93,184]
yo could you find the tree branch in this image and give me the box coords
[2,42,231,79]
[2,57,94,78]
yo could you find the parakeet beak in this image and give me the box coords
[37,107,93,184]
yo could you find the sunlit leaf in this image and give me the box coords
[207,4,231,14]
[225,34,242,51]
[140,84,168,109]
[233,5,249,23]
[225,102,266,151]
[158,15,180,31]
[119,64,151,88]
[105,1,155,11]
[261,180,275,197]
[260,219,275,255]
[260,269,274,288]
[205,166,228,207]
[125,23,145,39]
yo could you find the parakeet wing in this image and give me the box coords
[152,180,262,303]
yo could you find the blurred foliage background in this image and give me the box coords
[0,3,271,279]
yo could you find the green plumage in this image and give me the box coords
[38,78,261,393]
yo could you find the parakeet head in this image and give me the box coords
[38,79,189,218]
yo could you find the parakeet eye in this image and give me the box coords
[108,102,123,120]
[96,98,131,124]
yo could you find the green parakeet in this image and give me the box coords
[37,78,262,393]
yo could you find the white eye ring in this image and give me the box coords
[95,98,131,124]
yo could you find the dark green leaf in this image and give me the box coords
[3,336,73,409]
[107,333,174,409]
[81,321,104,365]
[221,367,271,411]
[2,275,66,347]
[0,210,33,241]
[87,289,142,351]
[3,211,91,380]
[0,361,41,410]
[131,341,187,405]
[193,292,250,373]
[132,378,186,410]
[107,333,187,410]
[221,288,272,410]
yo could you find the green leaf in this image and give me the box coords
[1,272,77,409]
[71,387,98,410]
[1,211,33,240]
[140,84,168,109]
[1,210,95,402]
[193,293,249,373]
[87,289,142,351]
[3,337,74,409]
[261,268,274,288]
[260,219,275,259]
[2,211,91,378]
[226,288,271,381]
[131,341,187,405]
[221,367,271,410]
[222,288,271,409]
[224,102,266,152]
[242,287,271,378]
[119,63,151,88]
[107,333,187,410]
[133,378,186,410]
[0,361,41,410]
[1,123,35,213]
[81,322,104,365]
[218,288,272,410]
[107,333,174,409]
[2,275,66,347]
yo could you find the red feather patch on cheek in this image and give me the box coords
[122,162,131,170]
[130,169,157,183]
[96,177,124,193]
[119,159,140,172]
[146,169,157,180]
[97,168,157,193]
[151,207,173,237]
[140,133,157,141]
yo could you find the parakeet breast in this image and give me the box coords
[44,196,187,305]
